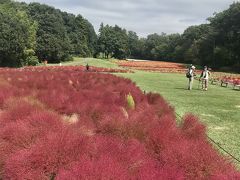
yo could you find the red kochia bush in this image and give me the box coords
[56,137,185,180]
[181,113,206,140]
[4,129,90,180]
[0,66,239,179]
[0,99,64,176]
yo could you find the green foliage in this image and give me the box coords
[205,2,240,69]
[126,32,182,62]
[27,3,72,63]
[0,2,37,67]
[62,13,97,57]
[125,2,240,71]
[26,2,97,63]
[26,55,39,66]
[0,0,97,67]
[97,23,129,59]
[1,0,240,70]
[126,93,135,110]
[127,31,139,58]
[23,49,39,66]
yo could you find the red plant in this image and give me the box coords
[0,66,239,179]
[117,60,193,74]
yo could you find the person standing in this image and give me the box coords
[86,63,90,71]
[200,66,211,91]
[186,65,196,90]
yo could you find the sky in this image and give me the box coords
[16,0,236,37]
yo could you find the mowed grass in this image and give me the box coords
[49,57,122,69]
[51,58,240,166]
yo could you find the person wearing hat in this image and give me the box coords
[200,66,211,91]
[187,65,196,90]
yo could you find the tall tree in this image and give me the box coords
[27,3,71,63]
[127,31,139,58]
[97,24,129,59]
[61,13,97,57]
[0,1,37,67]
[207,2,240,68]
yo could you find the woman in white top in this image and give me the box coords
[187,65,195,90]
[200,66,211,91]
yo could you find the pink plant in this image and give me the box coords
[0,66,239,179]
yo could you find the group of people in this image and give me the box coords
[187,65,211,91]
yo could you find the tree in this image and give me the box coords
[0,2,38,67]
[207,2,240,68]
[61,13,97,57]
[127,31,139,58]
[112,25,129,59]
[27,3,71,63]
[97,24,129,59]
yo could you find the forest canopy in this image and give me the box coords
[0,0,96,66]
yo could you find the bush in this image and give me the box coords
[126,93,135,110]
[26,56,39,66]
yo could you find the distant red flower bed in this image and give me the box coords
[117,60,192,73]
[0,67,239,179]
[211,72,240,85]
[20,65,132,73]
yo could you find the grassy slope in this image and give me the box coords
[52,58,240,166]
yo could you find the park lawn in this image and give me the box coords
[48,57,122,69]
[53,58,240,166]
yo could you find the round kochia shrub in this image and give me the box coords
[126,93,135,110]
[0,66,239,179]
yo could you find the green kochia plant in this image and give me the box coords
[24,49,39,66]
[126,93,135,110]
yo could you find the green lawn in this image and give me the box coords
[53,58,240,166]
[48,57,122,69]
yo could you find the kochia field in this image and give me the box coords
[0,66,239,179]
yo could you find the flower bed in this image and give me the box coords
[21,65,133,73]
[0,67,239,179]
[210,72,240,88]
[117,60,190,73]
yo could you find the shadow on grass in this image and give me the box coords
[233,89,240,91]
[175,87,202,91]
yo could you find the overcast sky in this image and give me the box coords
[16,0,236,37]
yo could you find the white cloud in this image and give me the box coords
[16,0,236,37]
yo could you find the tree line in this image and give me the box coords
[97,2,240,71]
[0,0,96,66]
[1,0,240,71]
